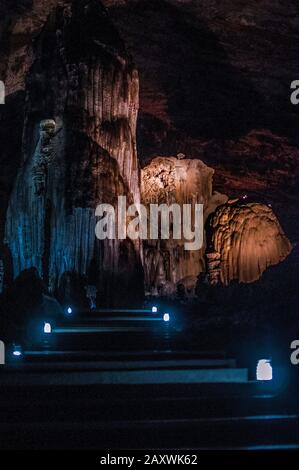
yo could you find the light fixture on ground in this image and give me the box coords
[44,322,52,334]
[163,313,170,322]
[67,307,72,315]
[152,306,158,313]
[256,359,273,381]
[12,345,22,357]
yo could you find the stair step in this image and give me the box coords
[1,367,248,385]
[9,356,237,369]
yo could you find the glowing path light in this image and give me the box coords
[44,322,52,334]
[67,307,73,315]
[163,313,170,322]
[12,345,22,357]
[256,359,273,381]
[152,306,158,313]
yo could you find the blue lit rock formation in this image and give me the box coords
[4,1,142,305]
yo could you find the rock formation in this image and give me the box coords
[4,0,142,306]
[141,156,228,295]
[0,0,295,305]
[206,251,221,286]
[141,156,292,294]
[209,201,292,285]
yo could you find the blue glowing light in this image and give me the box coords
[152,306,158,313]
[12,345,22,357]
[44,322,52,334]
[67,307,72,315]
[256,359,273,381]
[13,350,22,357]
[163,313,170,322]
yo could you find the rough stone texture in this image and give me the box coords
[212,130,299,195]
[2,1,298,173]
[105,0,299,251]
[105,0,299,150]
[209,201,292,285]
[141,156,228,295]
[1,1,299,205]
[0,0,63,96]
[0,0,296,303]
[0,0,68,257]
[4,0,142,305]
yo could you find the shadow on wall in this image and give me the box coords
[109,0,282,156]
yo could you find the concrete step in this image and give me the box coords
[1,413,298,450]
[52,324,168,333]
[7,348,230,364]
[5,356,237,370]
[0,365,248,385]
[62,308,161,319]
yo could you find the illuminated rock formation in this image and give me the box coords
[141,157,292,294]
[1,0,295,305]
[4,0,142,305]
[141,156,228,295]
[32,119,57,196]
[209,201,292,285]
[206,251,221,286]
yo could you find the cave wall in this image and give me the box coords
[1,0,299,204]
[0,0,296,304]
[104,0,299,232]
[105,0,299,147]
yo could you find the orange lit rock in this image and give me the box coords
[141,156,228,295]
[209,202,292,285]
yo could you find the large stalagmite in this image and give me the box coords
[4,0,142,305]
[209,201,292,285]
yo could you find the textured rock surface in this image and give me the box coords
[105,0,299,251]
[0,0,296,303]
[0,0,63,95]
[2,1,298,173]
[105,0,299,153]
[4,0,142,305]
[212,130,299,195]
[141,156,228,295]
[209,201,292,284]
[1,0,298,212]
